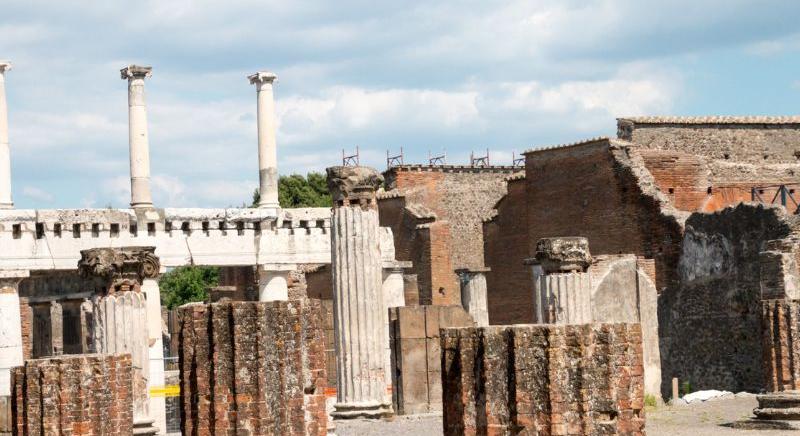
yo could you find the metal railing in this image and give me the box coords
[751,184,800,214]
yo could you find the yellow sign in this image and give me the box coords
[149,385,181,397]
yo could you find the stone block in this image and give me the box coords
[425,305,440,338]
[397,305,426,339]
[400,338,428,373]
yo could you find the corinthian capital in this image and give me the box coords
[326,166,384,208]
[78,246,160,294]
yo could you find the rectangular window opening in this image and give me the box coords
[202,221,210,235]
[147,222,156,236]
[130,223,138,237]
[236,222,244,236]
[35,223,44,239]
[91,223,100,238]
[12,224,21,239]
[181,221,191,236]
[53,223,62,238]
[254,222,261,236]
[72,224,81,238]
[110,223,120,238]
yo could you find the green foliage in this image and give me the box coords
[159,266,219,309]
[644,394,658,408]
[679,380,693,397]
[251,172,332,208]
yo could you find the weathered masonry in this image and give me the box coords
[482,116,800,398]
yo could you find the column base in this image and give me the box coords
[332,401,393,420]
[133,418,159,435]
[733,391,800,430]
[0,202,13,209]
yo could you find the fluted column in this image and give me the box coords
[455,267,490,327]
[79,246,161,435]
[527,237,592,324]
[249,71,280,209]
[0,270,28,396]
[327,166,392,419]
[121,65,154,209]
[0,61,13,209]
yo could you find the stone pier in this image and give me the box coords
[178,300,327,435]
[0,270,27,397]
[455,267,490,327]
[327,166,392,418]
[249,71,280,210]
[121,65,154,209]
[441,323,646,435]
[0,61,13,209]
[78,246,162,435]
[11,354,134,435]
[528,237,592,324]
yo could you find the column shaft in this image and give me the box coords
[122,65,153,208]
[534,271,592,324]
[249,72,279,209]
[456,269,490,327]
[0,62,13,209]
[258,268,289,301]
[0,271,26,396]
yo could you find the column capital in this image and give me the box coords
[326,166,384,208]
[534,236,591,273]
[121,65,152,80]
[248,71,277,86]
[0,61,11,74]
[78,246,160,294]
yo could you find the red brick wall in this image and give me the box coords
[12,353,133,435]
[639,149,710,211]
[441,323,645,435]
[18,297,32,361]
[761,299,800,392]
[483,177,532,324]
[218,266,256,301]
[178,299,327,435]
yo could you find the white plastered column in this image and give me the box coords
[381,262,409,389]
[0,270,28,396]
[527,237,593,324]
[257,264,295,301]
[455,267,490,327]
[142,277,166,435]
[121,65,154,209]
[0,62,14,209]
[248,71,280,210]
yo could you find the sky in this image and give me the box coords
[2,0,800,209]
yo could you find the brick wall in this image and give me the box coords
[18,298,31,361]
[178,299,327,435]
[380,166,519,305]
[389,305,475,414]
[218,266,257,300]
[638,149,710,211]
[441,323,645,435]
[762,299,800,392]
[483,176,531,324]
[11,354,133,435]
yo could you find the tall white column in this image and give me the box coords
[455,267,490,327]
[248,71,280,209]
[528,237,592,324]
[0,270,28,396]
[121,65,154,209]
[327,166,392,419]
[0,61,14,209]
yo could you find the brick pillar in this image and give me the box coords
[527,237,592,324]
[11,354,133,435]
[327,166,393,418]
[178,300,327,435]
[441,323,645,435]
[0,270,27,397]
[78,246,161,435]
[455,267,490,327]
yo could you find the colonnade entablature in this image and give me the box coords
[0,206,344,271]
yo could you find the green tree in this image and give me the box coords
[251,172,332,208]
[159,266,219,309]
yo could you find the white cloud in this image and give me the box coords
[21,186,54,203]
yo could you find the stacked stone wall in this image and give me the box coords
[11,354,133,435]
[441,323,645,435]
[659,204,796,395]
[18,297,31,361]
[178,299,326,435]
[762,299,800,392]
[626,123,800,164]
[389,305,474,414]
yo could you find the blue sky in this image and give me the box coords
[2,0,800,208]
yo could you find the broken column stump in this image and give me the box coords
[178,299,327,436]
[11,354,134,435]
[441,323,646,435]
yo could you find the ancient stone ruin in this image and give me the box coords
[1,58,800,435]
